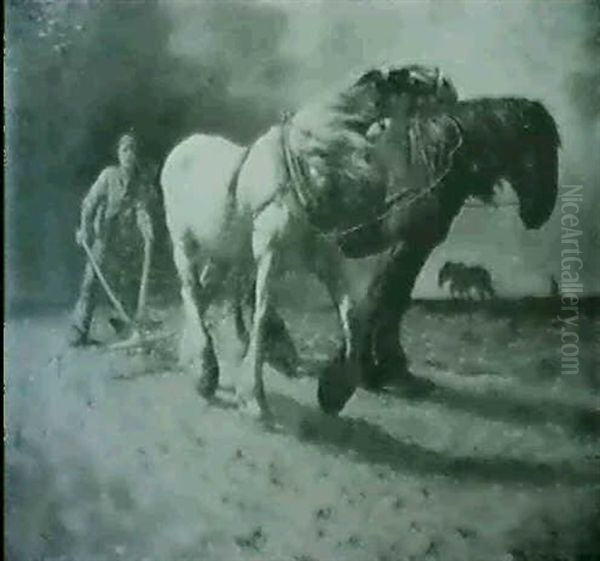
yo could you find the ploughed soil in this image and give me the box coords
[5,295,600,561]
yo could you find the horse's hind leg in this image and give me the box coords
[233,275,298,378]
[230,272,251,358]
[173,242,220,399]
[232,299,249,353]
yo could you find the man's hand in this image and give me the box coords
[75,228,86,247]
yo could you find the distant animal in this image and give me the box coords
[161,64,458,420]
[438,261,495,301]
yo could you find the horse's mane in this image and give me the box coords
[408,97,561,202]
[284,66,464,227]
[290,70,383,183]
[448,97,560,148]
[284,70,390,229]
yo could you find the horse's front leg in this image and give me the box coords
[311,242,361,414]
[361,241,437,390]
[236,205,285,421]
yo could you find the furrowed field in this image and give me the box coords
[5,291,599,561]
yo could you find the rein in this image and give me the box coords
[223,144,252,225]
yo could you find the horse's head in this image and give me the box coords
[510,143,560,230]
[452,98,560,231]
[506,101,560,230]
[438,261,456,287]
[389,65,457,101]
[385,65,458,114]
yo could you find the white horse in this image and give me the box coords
[161,65,458,421]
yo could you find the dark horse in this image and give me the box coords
[356,97,560,391]
[438,261,495,301]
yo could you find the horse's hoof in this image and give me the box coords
[196,344,220,398]
[237,396,274,427]
[196,362,219,399]
[266,351,299,379]
[362,353,410,391]
[317,368,356,415]
[318,384,344,415]
[361,363,393,391]
[196,372,219,399]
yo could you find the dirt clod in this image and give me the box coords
[234,527,266,551]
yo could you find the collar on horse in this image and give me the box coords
[242,113,326,226]
[279,112,324,222]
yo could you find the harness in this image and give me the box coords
[230,112,464,242]
[280,116,322,218]
[239,118,318,223]
[279,113,465,241]
[224,145,252,224]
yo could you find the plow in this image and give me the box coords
[81,238,175,350]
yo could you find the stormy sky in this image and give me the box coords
[5,0,600,308]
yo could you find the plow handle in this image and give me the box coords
[80,238,133,326]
